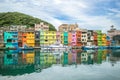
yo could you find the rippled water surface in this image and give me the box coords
[0,49,120,80]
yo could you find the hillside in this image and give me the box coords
[0,12,56,31]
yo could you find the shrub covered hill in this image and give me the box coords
[0,12,56,31]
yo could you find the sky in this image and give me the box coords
[0,0,120,32]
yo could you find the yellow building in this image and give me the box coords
[26,32,35,47]
[102,33,107,46]
[26,52,35,64]
[49,31,56,45]
[44,31,49,46]
[44,31,56,46]
[60,32,64,44]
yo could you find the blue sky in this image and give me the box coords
[0,0,120,32]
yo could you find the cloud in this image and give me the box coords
[0,0,119,32]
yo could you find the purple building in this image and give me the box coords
[71,31,76,46]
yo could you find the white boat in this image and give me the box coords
[41,43,71,52]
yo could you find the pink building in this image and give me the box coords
[71,31,76,46]
[56,31,61,44]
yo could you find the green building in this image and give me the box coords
[63,32,68,45]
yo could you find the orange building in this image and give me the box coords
[93,32,98,46]
[22,32,27,47]
[76,31,82,46]
[68,32,72,46]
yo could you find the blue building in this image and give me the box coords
[4,31,18,49]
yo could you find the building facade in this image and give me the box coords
[81,30,87,46]
[71,31,76,46]
[0,28,4,47]
[35,22,49,31]
[4,31,18,48]
[58,23,78,32]
[87,30,94,46]
[63,32,68,45]
[35,31,40,47]
[76,30,82,46]
[96,30,102,46]
[56,32,61,44]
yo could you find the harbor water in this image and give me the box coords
[0,49,120,80]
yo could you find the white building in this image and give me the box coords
[34,22,49,31]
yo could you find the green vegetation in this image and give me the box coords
[0,12,56,31]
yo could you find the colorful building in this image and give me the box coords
[18,32,23,47]
[44,31,56,46]
[0,25,113,47]
[22,32,27,47]
[102,33,107,46]
[26,31,35,47]
[4,31,18,48]
[76,30,82,46]
[68,32,72,46]
[58,23,78,32]
[96,30,102,46]
[56,31,61,44]
[40,31,44,46]
[63,32,68,45]
[87,30,94,46]
[60,32,64,44]
[93,32,98,46]
[35,31,40,47]
[44,31,49,46]
[71,31,76,46]
[48,31,56,45]
[0,29,4,47]
[35,22,49,31]
[81,30,87,46]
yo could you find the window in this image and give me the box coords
[36,36,39,38]
[13,35,17,38]
[45,40,48,42]
[12,40,17,42]
[82,54,84,56]
[7,39,12,42]
[46,32,48,34]
[36,32,39,34]
[88,37,90,39]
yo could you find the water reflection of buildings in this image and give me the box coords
[0,49,120,76]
